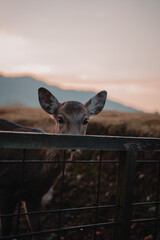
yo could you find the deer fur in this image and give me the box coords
[0,87,107,240]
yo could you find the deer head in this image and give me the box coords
[38,87,107,135]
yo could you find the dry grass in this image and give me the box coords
[0,106,55,132]
[89,110,160,137]
[0,106,160,137]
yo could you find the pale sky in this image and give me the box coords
[0,0,160,112]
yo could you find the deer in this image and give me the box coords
[0,87,107,240]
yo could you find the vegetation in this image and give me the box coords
[0,106,160,137]
[0,106,160,240]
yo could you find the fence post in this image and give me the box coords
[115,149,136,240]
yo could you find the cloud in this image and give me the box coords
[0,32,30,65]
[5,64,54,75]
[0,32,55,75]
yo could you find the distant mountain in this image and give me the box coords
[0,75,140,112]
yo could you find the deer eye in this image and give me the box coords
[57,117,64,124]
[83,118,89,125]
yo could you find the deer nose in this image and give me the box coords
[67,126,80,135]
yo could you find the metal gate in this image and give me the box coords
[0,131,160,240]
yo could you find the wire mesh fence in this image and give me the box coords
[0,131,160,240]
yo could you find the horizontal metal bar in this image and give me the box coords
[0,221,117,239]
[136,160,160,163]
[0,204,118,218]
[132,217,160,223]
[0,160,120,164]
[0,131,160,151]
[133,201,160,206]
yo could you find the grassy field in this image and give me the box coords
[0,106,160,137]
[0,106,160,240]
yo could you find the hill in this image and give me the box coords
[0,74,140,112]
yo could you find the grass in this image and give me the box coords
[0,106,160,137]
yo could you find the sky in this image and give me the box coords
[0,0,160,113]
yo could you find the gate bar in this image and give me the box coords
[116,149,136,240]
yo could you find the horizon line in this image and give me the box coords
[0,71,158,113]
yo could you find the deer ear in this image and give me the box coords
[38,87,60,115]
[85,91,107,117]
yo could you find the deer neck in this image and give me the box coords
[42,149,74,185]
